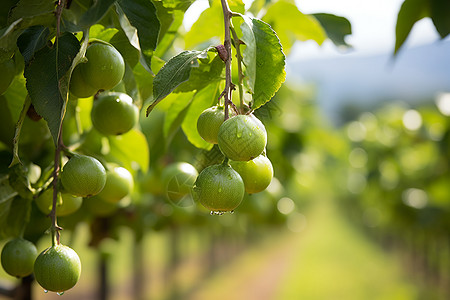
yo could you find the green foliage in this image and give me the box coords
[241,16,285,109]
[262,0,326,54]
[395,0,450,54]
[22,32,80,144]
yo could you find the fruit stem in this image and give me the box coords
[220,0,234,121]
[230,26,245,114]
[221,157,229,166]
[49,0,68,247]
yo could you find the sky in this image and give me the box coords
[183,0,442,59]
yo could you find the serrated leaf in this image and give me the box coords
[312,13,352,48]
[145,50,203,115]
[116,0,160,72]
[175,55,224,93]
[79,0,116,28]
[23,32,80,145]
[17,25,50,65]
[240,16,285,110]
[394,0,429,54]
[181,82,220,150]
[106,129,150,173]
[262,0,326,54]
[430,0,450,38]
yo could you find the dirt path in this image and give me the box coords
[188,230,302,300]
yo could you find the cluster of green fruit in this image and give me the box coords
[162,106,273,215]
[0,41,138,294]
[1,238,81,294]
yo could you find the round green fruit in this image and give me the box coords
[0,58,15,95]
[35,189,83,217]
[193,163,244,214]
[83,195,119,216]
[217,114,267,161]
[162,162,198,207]
[91,92,139,135]
[1,238,37,278]
[97,165,134,203]
[69,65,98,98]
[230,155,273,194]
[34,244,81,293]
[60,155,106,197]
[197,106,231,144]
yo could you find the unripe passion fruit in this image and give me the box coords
[0,58,15,95]
[230,155,274,194]
[197,106,231,144]
[69,65,98,98]
[96,165,134,203]
[193,163,245,214]
[60,155,106,197]
[35,189,83,217]
[217,114,267,161]
[91,92,139,135]
[1,238,37,277]
[161,162,198,207]
[34,244,81,293]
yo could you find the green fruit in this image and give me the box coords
[230,155,273,194]
[1,238,37,278]
[60,155,106,197]
[69,65,98,98]
[217,114,267,161]
[35,189,83,217]
[0,58,15,95]
[83,195,119,217]
[34,244,81,293]
[91,92,139,135]
[97,165,134,203]
[193,163,244,214]
[162,162,198,206]
[197,106,230,144]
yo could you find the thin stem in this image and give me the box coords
[230,26,245,113]
[50,0,67,247]
[220,0,233,121]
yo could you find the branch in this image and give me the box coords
[220,0,233,120]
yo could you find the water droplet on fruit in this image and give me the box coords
[57,292,64,296]
[218,187,222,193]
[249,132,252,137]
[44,290,48,294]
[210,211,214,215]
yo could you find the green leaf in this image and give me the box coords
[163,92,195,144]
[145,50,204,115]
[240,16,286,110]
[430,0,450,38]
[106,129,150,173]
[312,13,352,48]
[17,25,50,65]
[0,0,55,61]
[394,0,429,54]
[23,32,80,145]
[262,0,326,54]
[79,0,116,28]
[116,0,160,72]
[175,54,224,93]
[0,175,33,240]
[184,0,245,49]
[181,83,220,150]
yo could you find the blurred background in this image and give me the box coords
[1,0,449,299]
